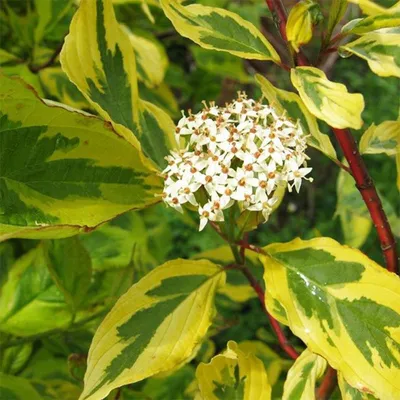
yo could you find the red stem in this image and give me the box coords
[316,367,338,399]
[333,129,398,273]
[264,0,398,274]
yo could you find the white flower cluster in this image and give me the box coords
[162,93,312,231]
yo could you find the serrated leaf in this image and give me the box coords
[61,0,175,169]
[79,259,226,400]
[290,66,365,129]
[261,237,400,399]
[338,372,377,399]
[282,349,327,400]
[347,0,400,16]
[256,74,337,161]
[0,374,42,400]
[286,1,316,52]
[45,237,92,312]
[0,75,161,241]
[196,340,271,400]
[193,245,262,302]
[336,168,372,248]
[39,67,90,110]
[340,28,400,78]
[160,0,280,62]
[342,12,400,34]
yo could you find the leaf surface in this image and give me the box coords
[0,75,161,240]
[340,28,400,78]
[160,0,280,62]
[291,66,365,129]
[282,349,327,400]
[261,237,400,399]
[196,340,271,400]
[80,259,226,400]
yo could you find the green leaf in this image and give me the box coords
[125,27,169,88]
[34,0,74,44]
[1,343,33,375]
[39,66,90,110]
[0,49,21,66]
[1,64,44,96]
[290,66,365,129]
[324,0,347,46]
[191,45,250,83]
[336,167,372,248]
[0,245,73,336]
[0,74,161,241]
[160,0,280,62]
[359,119,400,190]
[196,340,272,400]
[261,237,400,399]
[256,74,337,161]
[340,28,400,78]
[45,237,93,312]
[0,374,42,400]
[60,0,175,169]
[282,349,327,400]
[342,12,400,34]
[79,259,226,400]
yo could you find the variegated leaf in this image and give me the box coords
[336,168,372,248]
[282,349,327,400]
[45,237,92,312]
[261,237,400,399]
[0,245,74,336]
[290,66,365,129]
[61,0,175,169]
[125,27,169,88]
[0,75,161,240]
[340,28,400,78]
[342,12,400,34]
[347,0,400,16]
[359,119,400,191]
[324,0,348,46]
[0,374,42,400]
[160,0,280,62]
[286,0,318,52]
[359,120,399,156]
[34,0,74,44]
[338,372,377,399]
[196,340,271,400]
[238,341,284,387]
[256,74,337,161]
[39,67,90,110]
[80,259,226,400]
[193,245,262,302]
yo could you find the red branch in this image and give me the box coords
[264,0,398,274]
[316,367,338,399]
[239,265,299,360]
[333,129,398,273]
